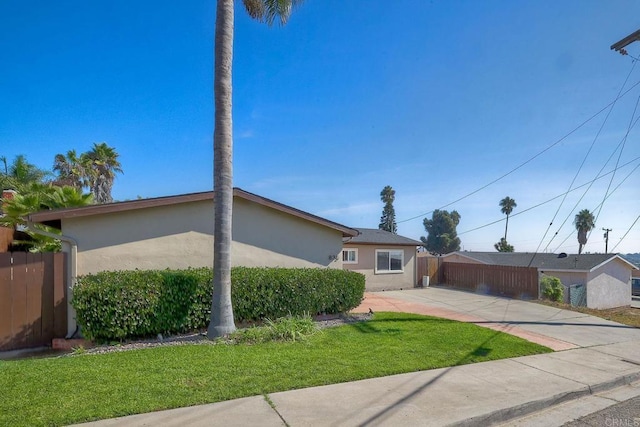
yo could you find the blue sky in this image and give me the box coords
[2,0,639,254]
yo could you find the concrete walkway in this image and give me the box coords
[72,288,640,427]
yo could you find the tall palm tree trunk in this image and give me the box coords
[504,214,509,241]
[208,0,236,338]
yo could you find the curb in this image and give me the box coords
[450,372,640,427]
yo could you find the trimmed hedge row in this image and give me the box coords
[72,267,365,341]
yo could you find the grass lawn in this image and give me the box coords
[0,312,551,426]
[537,301,640,328]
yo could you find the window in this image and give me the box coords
[375,249,404,273]
[342,249,358,264]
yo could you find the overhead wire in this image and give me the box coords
[396,76,640,225]
[544,110,640,252]
[534,58,638,255]
[551,159,640,251]
[610,213,640,253]
[456,155,640,236]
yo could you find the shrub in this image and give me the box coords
[540,276,564,302]
[72,267,365,341]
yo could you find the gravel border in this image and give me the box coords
[75,313,372,356]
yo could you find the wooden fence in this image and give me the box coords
[416,256,440,287]
[441,262,539,299]
[0,252,67,352]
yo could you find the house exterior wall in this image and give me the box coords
[585,260,631,309]
[63,198,343,275]
[540,271,587,304]
[343,244,416,291]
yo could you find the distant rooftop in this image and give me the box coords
[345,228,421,246]
[445,251,637,272]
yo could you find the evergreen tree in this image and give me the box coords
[494,238,514,252]
[420,209,461,255]
[378,185,397,234]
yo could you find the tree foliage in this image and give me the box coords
[378,185,397,234]
[574,209,595,254]
[0,184,92,251]
[420,209,461,255]
[494,237,514,252]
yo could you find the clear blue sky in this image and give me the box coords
[2,1,639,254]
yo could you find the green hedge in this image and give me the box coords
[72,267,365,341]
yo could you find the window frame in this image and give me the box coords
[375,249,404,274]
[342,248,358,264]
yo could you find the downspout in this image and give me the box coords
[26,220,78,339]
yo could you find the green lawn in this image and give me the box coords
[0,312,552,426]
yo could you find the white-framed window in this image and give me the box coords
[375,249,404,273]
[342,248,358,264]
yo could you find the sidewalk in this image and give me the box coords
[72,288,640,426]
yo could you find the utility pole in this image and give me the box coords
[602,228,612,253]
[611,29,640,55]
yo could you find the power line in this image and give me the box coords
[534,58,637,254]
[544,111,640,252]
[457,156,640,236]
[397,77,640,225]
[610,214,640,252]
[550,159,640,252]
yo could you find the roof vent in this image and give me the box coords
[558,252,568,258]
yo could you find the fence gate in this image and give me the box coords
[416,256,440,287]
[0,252,67,352]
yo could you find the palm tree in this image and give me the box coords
[208,0,303,339]
[53,150,89,190]
[85,143,123,204]
[0,155,50,192]
[499,196,517,241]
[574,209,595,254]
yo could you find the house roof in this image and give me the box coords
[443,251,638,272]
[28,187,359,238]
[345,228,422,246]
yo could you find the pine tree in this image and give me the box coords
[378,185,397,234]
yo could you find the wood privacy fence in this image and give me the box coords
[441,262,539,299]
[0,252,67,352]
[416,256,440,287]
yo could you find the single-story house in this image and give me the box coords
[28,188,358,336]
[442,251,638,309]
[342,228,421,291]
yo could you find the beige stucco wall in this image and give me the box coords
[542,259,632,309]
[585,260,631,309]
[343,244,416,291]
[63,198,343,275]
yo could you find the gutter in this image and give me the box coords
[26,221,78,339]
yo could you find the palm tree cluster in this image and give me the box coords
[53,143,123,204]
[1,143,121,251]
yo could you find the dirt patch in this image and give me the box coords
[537,300,640,328]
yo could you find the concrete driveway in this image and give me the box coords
[353,287,640,350]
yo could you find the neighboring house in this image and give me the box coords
[442,251,638,309]
[342,228,421,291]
[28,188,358,337]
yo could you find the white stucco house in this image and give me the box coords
[28,188,359,336]
[342,228,421,291]
[442,251,638,309]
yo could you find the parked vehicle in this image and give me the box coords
[633,277,640,297]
